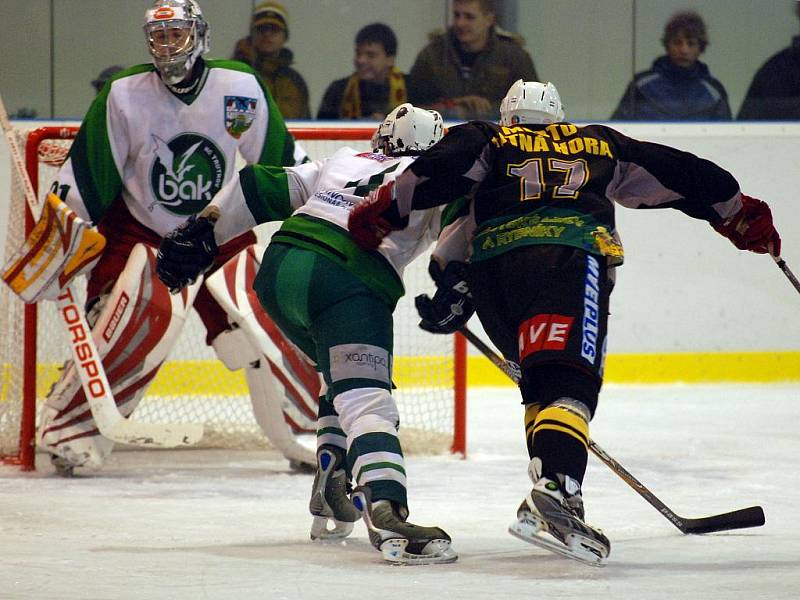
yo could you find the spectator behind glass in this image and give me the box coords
[611,11,731,121]
[738,3,800,120]
[232,1,310,119]
[407,0,538,121]
[92,65,124,94]
[317,23,407,120]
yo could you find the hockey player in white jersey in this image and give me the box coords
[157,103,458,565]
[37,0,316,475]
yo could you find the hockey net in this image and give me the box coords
[0,126,467,470]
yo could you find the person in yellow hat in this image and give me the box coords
[232,1,310,119]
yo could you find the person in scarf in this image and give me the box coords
[317,23,407,120]
[232,1,311,119]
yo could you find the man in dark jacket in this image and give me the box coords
[317,23,407,120]
[612,11,731,121]
[408,0,538,121]
[738,3,800,120]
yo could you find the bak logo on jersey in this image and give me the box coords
[150,134,225,216]
[224,96,257,138]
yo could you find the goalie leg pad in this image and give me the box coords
[244,363,316,467]
[38,243,200,468]
[205,245,320,433]
[211,326,259,371]
[214,326,318,448]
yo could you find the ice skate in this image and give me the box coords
[49,454,76,477]
[309,445,361,540]
[509,474,610,567]
[351,486,457,565]
[288,458,316,474]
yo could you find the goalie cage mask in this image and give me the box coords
[144,0,209,86]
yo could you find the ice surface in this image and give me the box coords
[1,384,798,599]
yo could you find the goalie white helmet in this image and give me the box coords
[144,0,209,86]
[500,80,565,126]
[372,103,444,156]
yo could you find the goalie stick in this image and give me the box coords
[0,94,203,449]
[457,325,765,534]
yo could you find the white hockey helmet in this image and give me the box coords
[500,79,565,126]
[372,103,444,156]
[144,0,209,86]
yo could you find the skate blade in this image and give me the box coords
[509,515,608,567]
[49,455,75,478]
[310,515,355,541]
[289,459,316,474]
[379,538,458,565]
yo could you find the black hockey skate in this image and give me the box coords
[509,475,610,567]
[351,485,457,565]
[309,445,361,540]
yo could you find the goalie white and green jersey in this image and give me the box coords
[52,60,305,236]
[212,146,442,308]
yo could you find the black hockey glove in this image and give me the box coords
[156,215,218,293]
[415,260,474,335]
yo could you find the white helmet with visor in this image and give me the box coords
[144,0,209,86]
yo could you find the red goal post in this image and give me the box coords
[0,125,467,471]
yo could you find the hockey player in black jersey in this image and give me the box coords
[348,79,782,566]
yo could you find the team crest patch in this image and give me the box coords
[224,96,257,138]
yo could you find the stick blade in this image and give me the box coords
[682,506,765,534]
[105,421,205,448]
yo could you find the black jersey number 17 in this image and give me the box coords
[508,157,589,202]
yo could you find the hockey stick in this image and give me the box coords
[458,325,765,534]
[1,94,203,448]
[772,255,800,295]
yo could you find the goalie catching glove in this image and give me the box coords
[348,181,408,250]
[156,206,220,293]
[712,194,781,255]
[2,193,105,303]
[415,260,474,334]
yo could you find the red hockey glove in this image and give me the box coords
[348,181,407,250]
[712,195,781,255]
